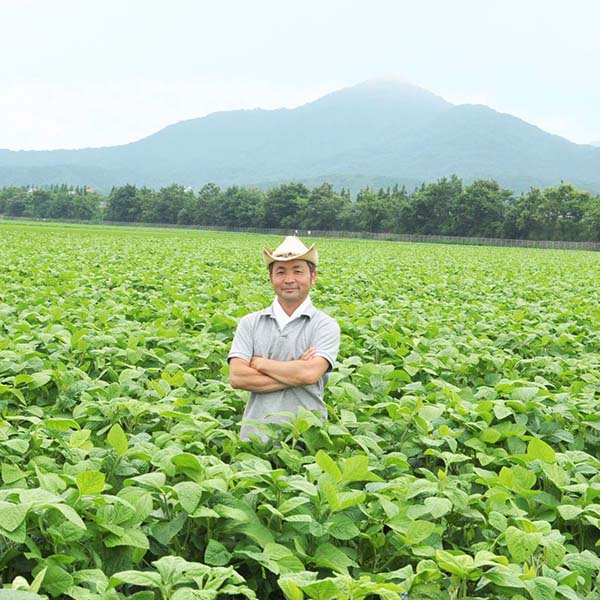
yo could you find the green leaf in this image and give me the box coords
[527,438,556,463]
[493,404,513,420]
[524,576,558,600]
[2,463,26,484]
[71,568,110,591]
[151,513,186,545]
[279,577,304,600]
[174,481,204,514]
[51,503,87,530]
[118,487,155,522]
[406,520,436,544]
[341,455,381,482]
[0,518,26,543]
[340,455,369,482]
[264,543,305,573]
[205,539,232,566]
[152,556,202,587]
[406,479,438,499]
[301,579,340,600]
[512,465,537,490]
[312,543,357,574]
[483,567,526,588]
[30,567,48,594]
[125,591,156,600]
[505,526,543,563]
[543,540,565,568]
[76,471,106,495]
[30,370,53,388]
[315,450,342,482]
[556,584,586,600]
[337,490,366,511]
[326,513,360,540]
[127,472,166,489]
[214,504,249,522]
[171,452,204,473]
[511,387,540,402]
[0,591,46,600]
[424,497,453,518]
[0,501,28,532]
[480,428,502,443]
[44,418,80,431]
[105,528,150,549]
[107,423,128,456]
[418,404,445,422]
[436,551,474,577]
[320,480,340,511]
[42,565,75,597]
[557,505,583,520]
[4,438,29,454]
[563,550,600,582]
[500,465,536,491]
[69,429,93,450]
[278,497,310,514]
[285,514,313,523]
[541,462,569,488]
[488,511,507,532]
[110,570,162,589]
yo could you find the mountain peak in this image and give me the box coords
[351,77,436,93]
[301,77,452,114]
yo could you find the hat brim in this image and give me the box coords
[263,244,318,267]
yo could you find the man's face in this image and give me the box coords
[269,260,316,306]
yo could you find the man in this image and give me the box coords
[228,236,340,440]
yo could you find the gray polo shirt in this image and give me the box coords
[228,299,340,440]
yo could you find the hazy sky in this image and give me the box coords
[2,0,599,150]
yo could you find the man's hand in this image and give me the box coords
[300,346,317,360]
[250,347,330,387]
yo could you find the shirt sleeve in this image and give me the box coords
[312,317,341,371]
[227,315,254,363]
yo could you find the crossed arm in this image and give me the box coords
[229,347,330,392]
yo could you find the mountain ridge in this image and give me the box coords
[1,79,599,193]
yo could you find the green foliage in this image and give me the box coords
[1,222,600,598]
[2,179,600,242]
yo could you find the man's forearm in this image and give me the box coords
[251,356,324,387]
[230,361,289,392]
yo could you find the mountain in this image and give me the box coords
[1,79,600,193]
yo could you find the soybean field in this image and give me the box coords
[1,221,600,599]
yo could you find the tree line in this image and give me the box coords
[1,177,599,241]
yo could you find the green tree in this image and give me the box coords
[451,180,511,237]
[1,187,29,216]
[196,183,222,225]
[581,194,600,241]
[151,184,193,224]
[30,189,52,218]
[541,184,589,240]
[106,185,140,222]
[352,188,395,232]
[402,176,463,235]
[301,183,350,230]
[262,183,309,228]
[216,186,264,227]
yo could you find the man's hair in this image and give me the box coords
[268,261,316,275]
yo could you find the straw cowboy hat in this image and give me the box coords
[263,236,318,267]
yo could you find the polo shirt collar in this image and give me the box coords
[260,296,316,320]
